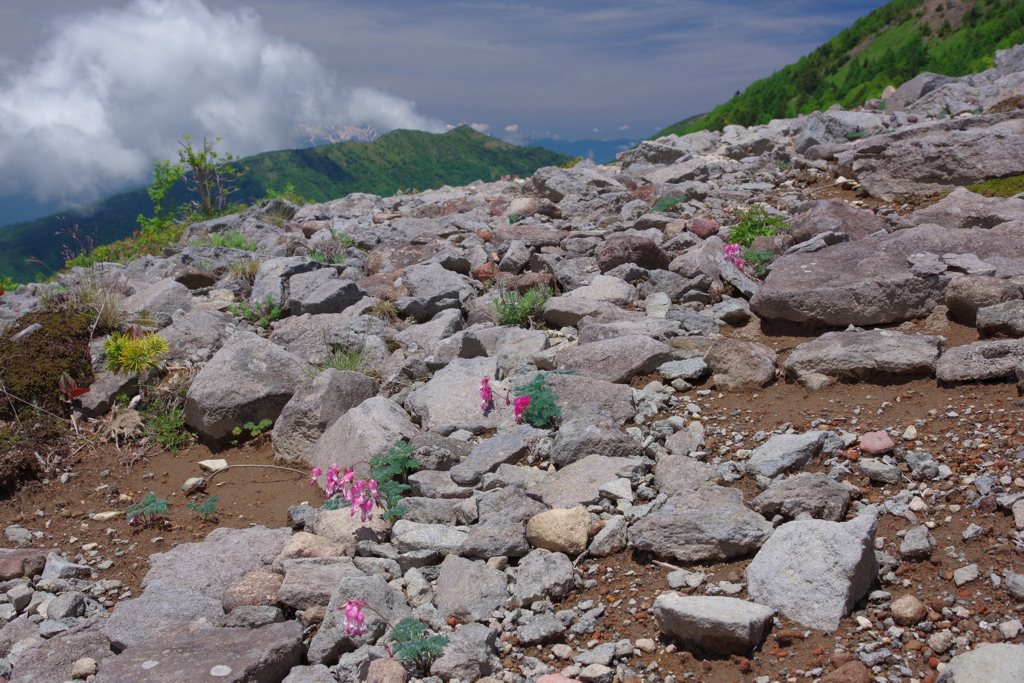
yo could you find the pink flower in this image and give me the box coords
[309,467,322,486]
[513,395,530,424]
[480,377,493,412]
[341,599,367,635]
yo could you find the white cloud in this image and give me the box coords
[504,124,518,132]
[618,125,630,130]
[0,0,444,203]
[470,123,490,132]
[592,128,600,132]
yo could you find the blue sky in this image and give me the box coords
[0,0,892,205]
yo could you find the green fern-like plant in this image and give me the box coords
[727,206,789,249]
[187,496,220,519]
[513,372,565,428]
[127,492,169,527]
[228,295,282,329]
[388,618,448,673]
[652,195,688,212]
[368,440,420,521]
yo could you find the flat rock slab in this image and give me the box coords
[746,516,878,631]
[628,486,773,563]
[653,454,723,497]
[102,584,225,650]
[529,455,648,509]
[746,431,830,479]
[704,338,777,391]
[936,339,1024,382]
[783,329,943,382]
[651,594,774,655]
[92,620,302,683]
[556,334,673,384]
[750,472,852,522]
[407,357,500,432]
[450,424,549,486]
[750,223,1024,326]
[935,642,1024,683]
[434,555,508,622]
[542,372,637,423]
[9,624,111,683]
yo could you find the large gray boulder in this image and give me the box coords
[850,110,1024,201]
[123,277,193,328]
[935,339,1024,383]
[782,329,943,383]
[272,369,378,467]
[653,454,723,497]
[450,424,549,486]
[513,549,575,607]
[936,642,1024,683]
[184,332,307,442]
[286,268,367,315]
[750,223,1024,326]
[157,310,234,363]
[250,256,322,310]
[92,621,302,683]
[750,472,852,522]
[9,625,111,683]
[462,487,547,559]
[789,198,885,244]
[406,357,498,432]
[651,595,774,655]
[557,334,674,383]
[430,622,501,682]
[551,412,643,467]
[704,338,777,391]
[628,487,773,562]
[944,275,1022,325]
[310,397,419,476]
[543,372,637,423]
[745,516,878,631]
[529,455,648,509]
[433,555,508,622]
[886,72,957,113]
[977,299,1024,337]
[102,584,225,650]
[907,188,1024,230]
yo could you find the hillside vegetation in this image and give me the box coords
[0,126,569,283]
[653,0,1024,138]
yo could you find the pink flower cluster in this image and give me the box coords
[480,377,531,423]
[342,599,367,635]
[723,243,746,269]
[310,464,380,521]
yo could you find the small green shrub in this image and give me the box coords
[0,276,17,292]
[127,492,168,527]
[652,195,688,212]
[845,131,871,140]
[369,439,419,521]
[493,285,551,328]
[228,295,282,329]
[192,230,256,251]
[388,618,448,672]
[728,206,789,249]
[302,347,370,378]
[513,372,564,428]
[742,250,774,279]
[508,214,521,225]
[225,259,262,284]
[187,496,220,519]
[104,330,169,374]
[141,403,193,452]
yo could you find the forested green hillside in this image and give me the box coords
[654,0,1024,137]
[0,126,569,283]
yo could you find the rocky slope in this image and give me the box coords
[6,43,1024,683]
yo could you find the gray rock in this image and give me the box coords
[403,262,478,299]
[479,463,550,492]
[434,555,508,622]
[267,313,395,364]
[551,412,642,467]
[886,72,957,113]
[977,299,1024,338]
[430,622,500,682]
[658,358,709,381]
[157,310,234,364]
[306,575,412,665]
[745,515,878,631]
[653,454,723,497]
[529,455,648,509]
[390,520,468,555]
[494,327,551,375]
[184,332,307,442]
[851,111,1024,201]
[517,613,565,645]
[666,309,717,336]
[277,557,366,610]
[556,334,674,384]
[935,642,1024,683]
[43,591,84,620]
[858,458,903,485]
[92,620,302,683]
[271,369,377,467]
[450,424,549,486]
[651,595,774,655]
[281,664,337,683]
[945,274,1021,324]
[394,308,464,358]
[751,223,1024,326]
[789,198,885,244]
[9,625,111,683]
[542,372,637,423]
[287,268,366,315]
[40,553,91,581]
[77,370,139,419]
[908,187,1024,231]
[123,277,192,328]
[407,471,472,500]
[589,515,629,557]
[936,339,1024,383]
[406,357,498,432]
[310,396,418,475]
[664,428,706,457]
[750,473,851,522]
[746,431,829,479]
[462,487,547,559]
[628,487,773,562]
[900,525,937,561]
[513,549,575,608]
[219,605,286,628]
[783,329,943,382]
[577,317,681,344]
[543,296,622,328]
[250,256,322,309]
[704,338,777,390]
[102,584,225,650]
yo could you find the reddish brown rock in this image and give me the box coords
[221,567,283,612]
[596,236,671,273]
[472,261,505,284]
[365,658,408,683]
[516,272,558,295]
[705,338,778,390]
[0,549,48,581]
[821,660,871,683]
[891,594,928,626]
[687,219,720,239]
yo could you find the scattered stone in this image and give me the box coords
[651,594,774,655]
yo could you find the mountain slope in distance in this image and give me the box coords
[0,125,570,283]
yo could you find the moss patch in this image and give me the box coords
[0,419,69,491]
[966,175,1024,198]
[0,311,95,420]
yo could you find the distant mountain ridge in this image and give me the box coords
[0,125,570,283]
[524,138,639,164]
[653,0,1024,138]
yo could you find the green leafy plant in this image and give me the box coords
[137,159,185,236]
[0,275,17,292]
[259,183,307,206]
[513,372,564,428]
[652,195,688,212]
[325,440,419,522]
[141,403,193,453]
[493,284,551,328]
[742,250,774,279]
[845,131,871,140]
[507,214,521,224]
[231,419,273,445]
[727,206,789,249]
[388,617,448,672]
[192,230,256,251]
[187,496,220,519]
[228,295,282,329]
[104,328,169,374]
[126,492,168,527]
[177,135,247,219]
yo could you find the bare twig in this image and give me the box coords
[0,383,69,422]
[202,463,308,489]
